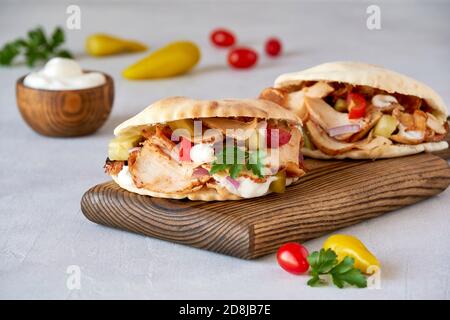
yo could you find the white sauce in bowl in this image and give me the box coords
[24,58,106,90]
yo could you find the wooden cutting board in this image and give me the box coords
[81,144,450,259]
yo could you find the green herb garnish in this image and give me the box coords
[307,248,367,288]
[0,26,73,67]
[209,146,265,179]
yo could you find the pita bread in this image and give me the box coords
[112,174,299,201]
[110,97,302,201]
[273,61,449,159]
[303,141,448,160]
[275,61,448,121]
[112,175,242,201]
[114,96,300,136]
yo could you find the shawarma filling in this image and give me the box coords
[260,81,448,156]
[104,118,306,198]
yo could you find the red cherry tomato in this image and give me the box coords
[179,137,192,162]
[210,28,236,47]
[266,127,292,148]
[265,38,282,57]
[347,93,367,119]
[277,243,309,275]
[227,47,258,69]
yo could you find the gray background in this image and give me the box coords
[0,0,449,299]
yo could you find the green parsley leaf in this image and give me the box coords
[330,257,367,288]
[307,275,322,287]
[307,249,367,289]
[209,163,228,175]
[246,150,265,178]
[209,146,265,179]
[307,248,338,274]
[0,42,21,65]
[0,26,72,67]
[230,164,243,179]
[50,27,65,49]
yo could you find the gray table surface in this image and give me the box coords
[1,0,449,300]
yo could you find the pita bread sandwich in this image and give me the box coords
[260,61,449,159]
[104,97,306,201]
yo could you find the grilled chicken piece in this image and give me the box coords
[347,108,382,142]
[391,109,427,144]
[426,113,447,135]
[128,136,209,194]
[260,82,334,124]
[266,127,305,176]
[306,120,354,155]
[104,159,125,175]
[305,97,353,131]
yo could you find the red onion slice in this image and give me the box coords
[226,176,240,189]
[192,167,210,178]
[328,124,360,137]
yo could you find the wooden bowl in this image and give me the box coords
[16,72,114,137]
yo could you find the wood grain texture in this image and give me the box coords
[16,72,114,137]
[81,153,450,259]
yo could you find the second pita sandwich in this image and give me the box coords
[104,97,306,201]
[260,61,448,159]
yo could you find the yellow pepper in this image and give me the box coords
[323,234,380,274]
[122,41,200,80]
[86,34,147,57]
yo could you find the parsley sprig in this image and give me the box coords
[0,26,72,67]
[307,248,367,288]
[209,146,265,179]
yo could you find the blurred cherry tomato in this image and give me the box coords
[265,38,282,57]
[227,47,258,69]
[210,28,236,47]
[277,242,309,275]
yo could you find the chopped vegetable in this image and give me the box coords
[307,248,367,288]
[210,28,236,47]
[0,26,72,67]
[123,41,200,79]
[226,176,240,189]
[334,98,348,112]
[347,93,367,119]
[277,243,310,275]
[265,38,282,57]
[373,114,398,138]
[86,33,147,57]
[179,137,193,162]
[323,234,380,274]
[269,170,286,193]
[228,47,258,69]
[266,127,292,148]
[191,167,210,178]
[108,134,142,161]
